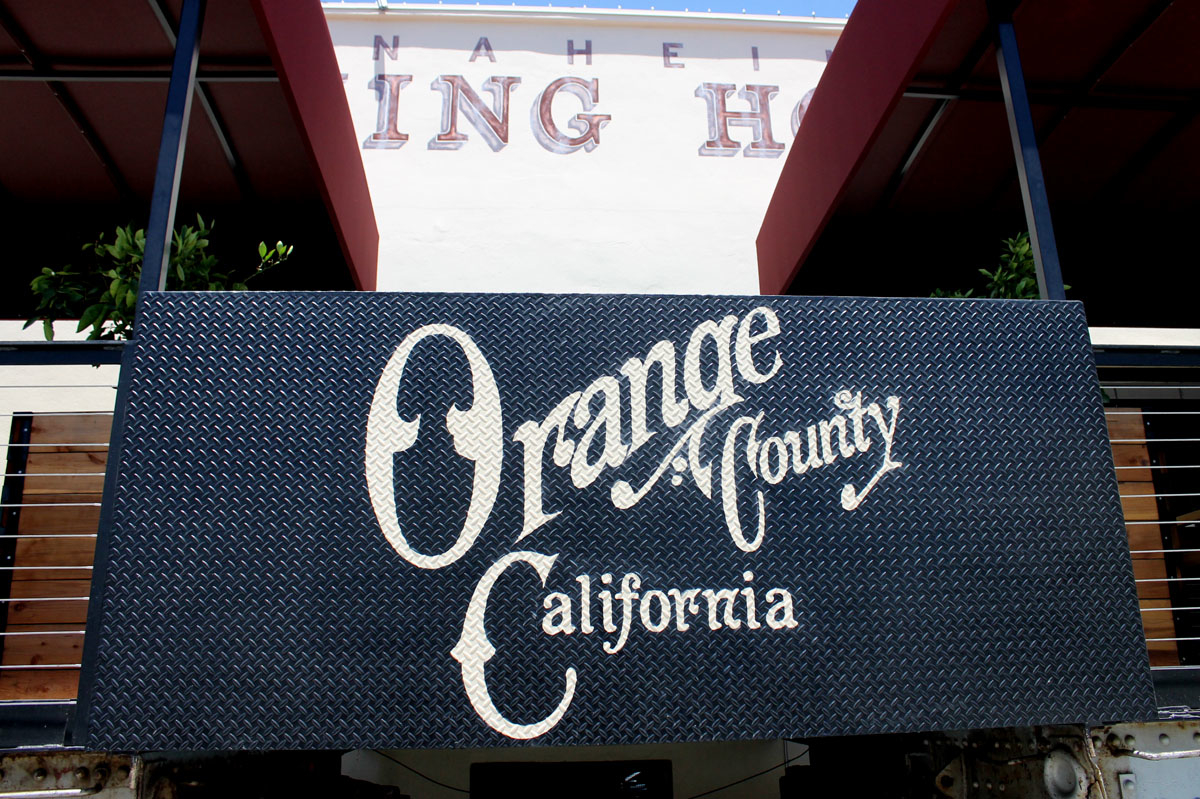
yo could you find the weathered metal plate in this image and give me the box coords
[80,292,1154,749]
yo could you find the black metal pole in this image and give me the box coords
[994,13,1066,300]
[139,0,206,301]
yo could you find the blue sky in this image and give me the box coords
[328,1,858,19]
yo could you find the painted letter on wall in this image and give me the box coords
[533,77,611,154]
[363,73,412,148]
[695,83,785,158]
[431,75,522,151]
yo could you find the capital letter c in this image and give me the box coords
[451,551,577,739]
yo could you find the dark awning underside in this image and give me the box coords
[758,0,1200,326]
[0,0,377,312]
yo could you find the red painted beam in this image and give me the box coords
[251,0,378,290]
[755,0,959,295]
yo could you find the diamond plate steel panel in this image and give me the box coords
[81,292,1155,750]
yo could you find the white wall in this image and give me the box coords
[326,5,842,294]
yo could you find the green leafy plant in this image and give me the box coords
[979,232,1039,299]
[931,232,1067,300]
[27,215,292,340]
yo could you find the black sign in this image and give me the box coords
[80,292,1154,749]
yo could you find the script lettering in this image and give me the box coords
[366,325,502,569]
[367,305,907,740]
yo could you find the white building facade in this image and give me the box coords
[325,4,843,294]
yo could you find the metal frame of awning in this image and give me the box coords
[0,0,378,292]
[758,0,1066,299]
[755,0,1196,303]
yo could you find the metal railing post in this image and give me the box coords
[993,9,1066,301]
[139,0,207,301]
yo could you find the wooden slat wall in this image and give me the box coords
[0,414,109,700]
[1109,409,1179,667]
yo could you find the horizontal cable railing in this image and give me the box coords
[0,342,120,726]
[1104,372,1200,678]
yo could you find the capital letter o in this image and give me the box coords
[366,325,502,569]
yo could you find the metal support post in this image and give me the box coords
[139,0,207,301]
[994,13,1066,301]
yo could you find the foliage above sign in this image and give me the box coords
[81,293,1154,749]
